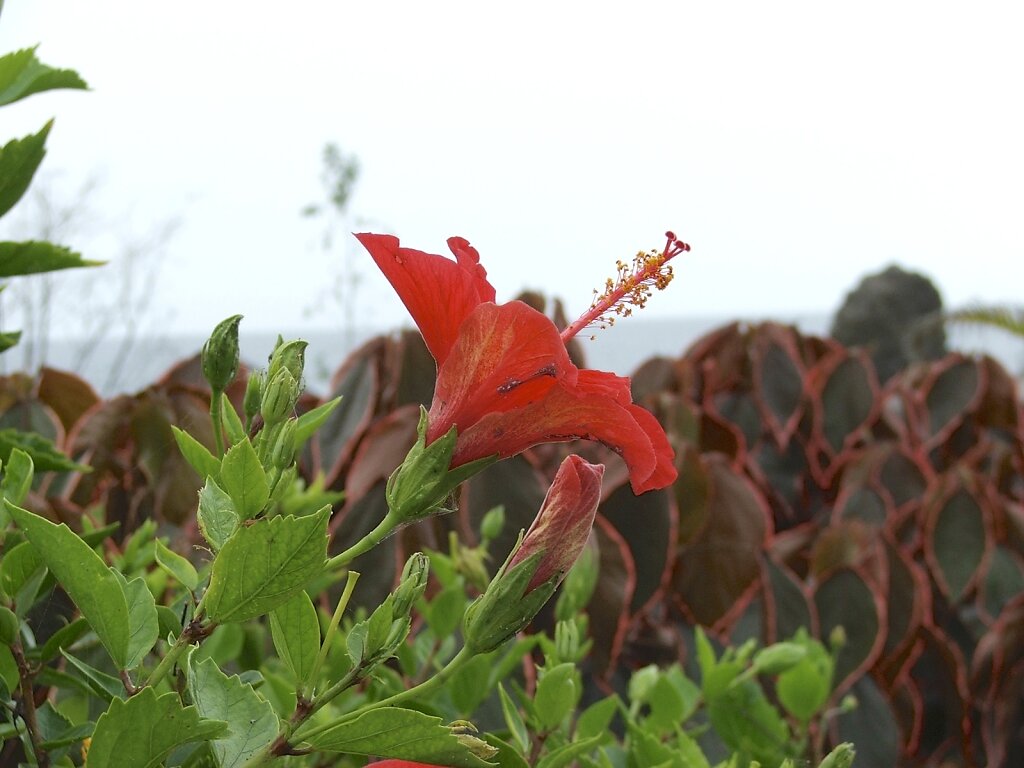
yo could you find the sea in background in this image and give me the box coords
[10,314,1024,398]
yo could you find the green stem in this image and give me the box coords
[144,615,211,689]
[210,388,225,457]
[303,571,359,700]
[325,510,402,571]
[293,645,476,744]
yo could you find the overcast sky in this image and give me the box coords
[1,1,1022,337]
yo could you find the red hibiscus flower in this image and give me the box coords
[356,232,685,494]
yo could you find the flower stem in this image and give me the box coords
[293,645,476,744]
[325,510,401,571]
[210,388,225,457]
[144,614,212,689]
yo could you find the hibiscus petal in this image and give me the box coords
[450,376,678,494]
[428,301,575,442]
[355,233,496,364]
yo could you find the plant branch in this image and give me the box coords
[325,510,402,571]
[11,640,48,768]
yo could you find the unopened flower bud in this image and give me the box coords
[818,743,855,768]
[201,315,243,394]
[270,420,297,471]
[463,456,604,653]
[386,408,496,522]
[243,370,264,425]
[261,369,298,426]
[392,552,429,619]
[479,506,505,543]
[267,339,307,383]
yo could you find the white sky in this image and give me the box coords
[1,1,1022,335]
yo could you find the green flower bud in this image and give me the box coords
[270,420,298,471]
[392,552,430,619]
[261,369,299,426]
[201,314,243,394]
[243,370,264,425]
[818,743,855,768]
[479,505,505,542]
[386,407,496,522]
[267,339,307,383]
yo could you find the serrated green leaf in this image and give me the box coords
[0,240,102,278]
[197,477,238,551]
[172,426,220,485]
[305,706,495,767]
[188,656,278,768]
[269,589,319,686]
[220,437,269,519]
[1,448,33,507]
[294,396,341,446]
[87,686,227,768]
[0,46,88,106]
[154,539,199,591]
[60,649,123,703]
[5,502,130,668]
[202,507,329,623]
[0,122,50,218]
[0,427,89,472]
[113,571,159,670]
[482,734,530,768]
[535,663,577,730]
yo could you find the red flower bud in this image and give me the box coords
[510,455,605,591]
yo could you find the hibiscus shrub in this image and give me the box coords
[2,313,856,768]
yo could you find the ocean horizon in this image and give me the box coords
[5,314,1022,398]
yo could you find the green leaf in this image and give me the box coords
[575,695,619,741]
[0,122,51,218]
[154,539,200,591]
[0,605,18,645]
[449,652,494,715]
[87,687,227,768]
[0,539,45,608]
[498,683,530,754]
[172,426,220,484]
[219,437,269,519]
[5,502,131,668]
[60,649,123,703]
[202,507,329,623]
[38,617,89,663]
[0,46,88,106]
[188,656,278,768]
[0,330,21,352]
[221,392,246,446]
[197,477,238,551]
[113,571,159,670]
[305,706,496,767]
[0,427,89,472]
[536,735,606,768]
[535,662,578,730]
[294,396,342,446]
[1,447,34,507]
[269,589,320,686]
[0,240,102,278]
